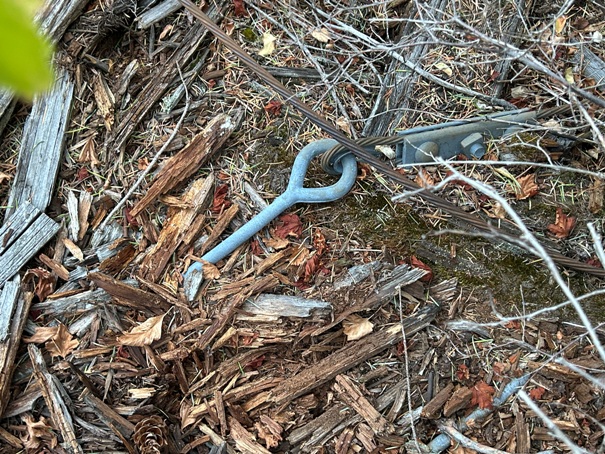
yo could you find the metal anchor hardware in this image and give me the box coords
[320,109,547,175]
[183,139,358,300]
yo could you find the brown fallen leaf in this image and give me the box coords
[342,314,374,341]
[117,313,166,347]
[264,100,282,116]
[471,381,495,409]
[265,235,289,250]
[202,260,221,280]
[528,386,546,400]
[233,0,247,17]
[547,207,576,239]
[211,184,232,214]
[23,326,59,344]
[515,173,539,200]
[275,213,303,239]
[45,323,79,358]
[24,268,56,302]
[414,168,435,188]
[588,179,604,214]
[21,414,58,450]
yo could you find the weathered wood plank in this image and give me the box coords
[29,344,83,454]
[0,276,32,418]
[6,68,75,217]
[0,203,60,286]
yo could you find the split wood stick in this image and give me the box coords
[269,304,439,405]
[138,174,214,282]
[29,344,83,454]
[130,112,238,217]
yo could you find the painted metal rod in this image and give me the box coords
[183,139,358,300]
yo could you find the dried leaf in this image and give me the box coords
[471,381,495,409]
[264,99,282,116]
[211,184,232,214]
[304,253,320,282]
[233,0,247,17]
[265,235,289,250]
[564,67,575,85]
[158,24,173,40]
[289,244,310,266]
[515,173,539,200]
[342,314,374,341]
[555,16,567,34]
[24,268,55,302]
[588,179,604,214]
[434,61,453,77]
[78,135,100,165]
[408,256,433,282]
[258,32,277,57]
[414,168,435,188]
[23,326,59,343]
[63,237,84,261]
[117,313,166,347]
[312,228,327,256]
[202,260,221,280]
[274,213,302,239]
[528,386,546,400]
[311,27,331,43]
[547,207,576,239]
[335,116,351,134]
[456,364,470,381]
[45,323,79,358]
[21,414,58,450]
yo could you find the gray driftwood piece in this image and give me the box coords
[237,294,332,321]
[6,68,75,219]
[0,277,33,417]
[573,44,605,91]
[137,0,181,29]
[29,344,83,454]
[0,203,59,286]
[0,0,87,134]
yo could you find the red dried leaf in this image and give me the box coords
[487,70,500,83]
[586,257,603,268]
[233,0,247,16]
[211,184,232,214]
[445,170,474,190]
[304,254,321,282]
[528,386,546,400]
[408,255,433,282]
[24,268,56,302]
[456,364,470,381]
[76,166,89,181]
[264,100,282,116]
[471,381,495,409]
[250,239,263,256]
[547,207,576,239]
[245,354,265,370]
[124,207,139,227]
[274,213,302,239]
[504,320,521,330]
[515,174,539,200]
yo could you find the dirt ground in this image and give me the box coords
[1,0,605,453]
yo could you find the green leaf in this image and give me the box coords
[0,0,54,99]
